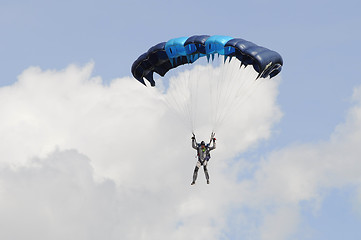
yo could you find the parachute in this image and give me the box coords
[131,35,283,134]
[131,35,283,86]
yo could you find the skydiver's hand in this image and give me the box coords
[191,136,195,140]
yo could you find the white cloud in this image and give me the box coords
[230,86,361,240]
[0,62,283,239]
[0,149,119,240]
[8,61,361,239]
[1,61,361,239]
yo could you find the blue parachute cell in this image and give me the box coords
[131,35,283,86]
[205,35,233,55]
[165,37,188,60]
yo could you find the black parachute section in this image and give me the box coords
[131,42,196,86]
[224,38,283,79]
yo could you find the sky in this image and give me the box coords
[1,0,361,239]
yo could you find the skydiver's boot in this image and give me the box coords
[191,166,199,185]
[204,166,210,184]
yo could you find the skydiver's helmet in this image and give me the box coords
[200,141,205,148]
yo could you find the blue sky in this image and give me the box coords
[1,0,361,239]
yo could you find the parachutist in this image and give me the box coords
[191,133,216,185]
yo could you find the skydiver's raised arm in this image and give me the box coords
[208,138,216,151]
[191,133,198,149]
[192,138,198,149]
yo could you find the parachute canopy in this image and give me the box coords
[131,35,283,86]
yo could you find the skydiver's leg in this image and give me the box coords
[191,166,199,185]
[191,161,201,185]
[203,164,209,184]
